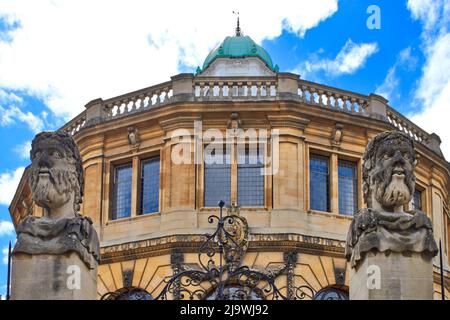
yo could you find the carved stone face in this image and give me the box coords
[29,132,82,215]
[363,132,416,210]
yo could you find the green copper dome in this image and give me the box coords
[200,35,278,73]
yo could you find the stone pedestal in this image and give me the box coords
[350,251,434,300]
[11,252,97,300]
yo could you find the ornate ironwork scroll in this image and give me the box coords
[101,201,317,300]
[170,251,184,300]
[154,201,287,300]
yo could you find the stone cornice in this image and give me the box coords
[99,233,346,264]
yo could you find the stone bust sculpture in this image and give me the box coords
[14,132,99,269]
[345,131,438,267]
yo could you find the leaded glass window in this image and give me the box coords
[140,157,160,214]
[204,145,231,207]
[412,189,422,211]
[111,163,132,220]
[338,159,358,215]
[314,287,348,300]
[310,154,330,212]
[237,146,264,206]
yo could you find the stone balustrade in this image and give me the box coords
[59,111,86,135]
[103,81,173,119]
[194,77,277,100]
[297,79,369,114]
[386,106,428,143]
[58,72,443,158]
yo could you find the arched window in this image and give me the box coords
[314,287,348,300]
[205,285,264,300]
[102,287,153,300]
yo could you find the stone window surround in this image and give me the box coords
[199,141,270,210]
[306,145,363,217]
[102,142,433,225]
[106,149,162,223]
[406,180,430,218]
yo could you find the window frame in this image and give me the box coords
[236,143,265,208]
[307,146,361,217]
[110,162,133,221]
[337,158,358,216]
[203,143,232,208]
[201,140,269,210]
[139,155,161,215]
[309,152,331,213]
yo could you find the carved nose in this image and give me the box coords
[38,153,52,168]
[392,150,406,166]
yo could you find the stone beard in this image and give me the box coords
[346,131,438,268]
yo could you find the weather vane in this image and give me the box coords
[233,11,241,36]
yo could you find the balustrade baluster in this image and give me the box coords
[255,82,261,98]
[236,82,243,97]
[350,97,356,112]
[309,87,316,104]
[208,82,214,97]
[326,92,333,108]
[318,90,324,106]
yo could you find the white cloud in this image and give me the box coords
[376,66,399,101]
[2,247,8,264]
[0,167,25,206]
[13,140,31,160]
[409,34,450,159]
[0,221,14,237]
[297,39,378,77]
[0,105,45,133]
[407,0,449,34]
[0,0,338,120]
[375,47,418,101]
[398,47,418,71]
[0,89,22,104]
[407,0,450,159]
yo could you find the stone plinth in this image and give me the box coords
[11,252,97,300]
[350,251,434,300]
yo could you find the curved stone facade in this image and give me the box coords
[9,70,450,299]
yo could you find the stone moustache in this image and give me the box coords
[13,132,99,269]
[345,131,438,268]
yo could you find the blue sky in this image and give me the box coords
[0,0,449,298]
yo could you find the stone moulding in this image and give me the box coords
[99,233,346,264]
[14,215,100,269]
[345,208,438,268]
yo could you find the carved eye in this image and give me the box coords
[51,150,62,158]
[34,151,42,159]
[383,154,391,160]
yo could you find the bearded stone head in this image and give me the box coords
[29,132,83,217]
[363,131,417,212]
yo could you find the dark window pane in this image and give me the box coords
[140,157,160,214]
[112,164,132,220]
[338,159,358,215]
[310,154,330,212]
[412,189,422,211]
[314,288,348,300]
[237,147,264,206]
[204,146,231,207]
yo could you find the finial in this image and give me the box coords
[233,11,241,36]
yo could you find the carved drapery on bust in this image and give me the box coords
[13,132,99,269]
[345,131,438,268]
